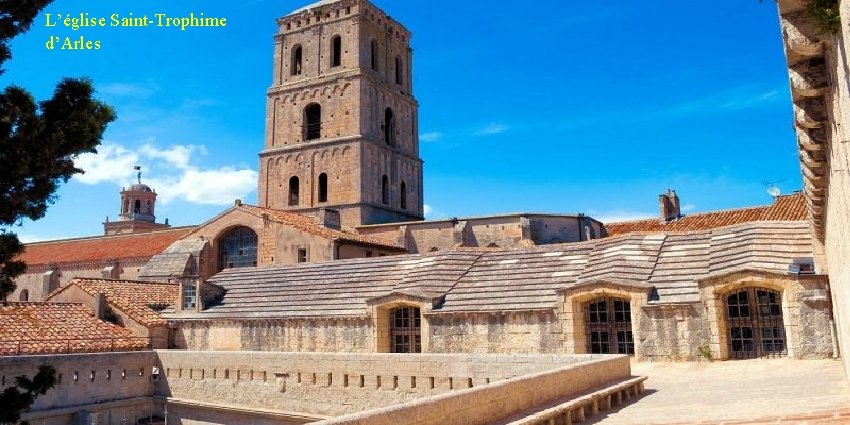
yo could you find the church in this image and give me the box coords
[6,0,837,363]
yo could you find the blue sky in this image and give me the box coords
[3,0,801,241]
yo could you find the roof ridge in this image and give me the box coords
[606,193,803,226]
[23,226,196,245]
[73,277,178,285]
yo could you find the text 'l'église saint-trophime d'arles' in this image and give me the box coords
[43,12,227,51]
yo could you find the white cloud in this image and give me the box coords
[148,168,258,205]
[474,123,509,136]
[681,203,697,213]
[75,144,139,185]
[420,132,443,143]
[139,143,204,170]
[74,141,257,206]
[423,204,433,217]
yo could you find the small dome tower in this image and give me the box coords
[103,166,171,235]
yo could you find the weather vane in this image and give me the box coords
[134,165,142,184]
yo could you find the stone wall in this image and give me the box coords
[154,351,622,419]
[699,271,833,360]
[822,0,850,376]
[639,304,708,361]
[2,350,628,425]
[1,352,159,424]
[314,354,631,425]
[170,272,833,361]
[170,318,375,352]
[427,311,564,354]
[11,259,145,302]
[356,215,607,254]
[777,0,850,376]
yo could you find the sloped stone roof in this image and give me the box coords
[604,193,807,236]
[45,278,178,326]
[18,227,194,267]
[237,204,406,251]
[138,238,208,279]
[0,303,148,355]
[177,221,814,320]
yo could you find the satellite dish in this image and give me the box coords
[767,186,781,198]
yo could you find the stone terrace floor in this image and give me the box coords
[590,359,850,425]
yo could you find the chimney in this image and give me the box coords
[94,292,107,320]
[659,189,681,221]
[317,208,341,230]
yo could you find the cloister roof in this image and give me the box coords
[45,278,179,327]
[604,193,807,236]
[17,227,194,267]
[177,220,814,320]
[0,303,149,355]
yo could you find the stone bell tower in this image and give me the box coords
[103,166,171,235]
[258,0,424,226]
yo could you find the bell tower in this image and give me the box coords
[103,166,171,235]
[258,0,424,226]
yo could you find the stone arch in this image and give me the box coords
[216,226,259,271]
[560,283,647,357]
[702,273,800,360]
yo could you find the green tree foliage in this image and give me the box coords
[0,1,116,300]
[807,0,842,34]
[0,365,57,424]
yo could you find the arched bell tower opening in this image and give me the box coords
[260,0,424,226]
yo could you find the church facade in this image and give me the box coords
[6,0,839,364]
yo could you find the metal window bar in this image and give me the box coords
[585,298,634,355]
[726,287,786,359]
[305,122,321,140]
[390,307,421,353]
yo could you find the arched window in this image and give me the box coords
[370,39,378,70]
[19,289,28,302]
[304,103,321,140]
[726,287,786,359]
[318,173,328,203]
[400,181,407,209]
[134,200,141,213]
[291,45,303,76]
[123,198,130,214]
[218,226,258,271]
[331,35,342,67]
[289,176,300,206]
[390,306,421,353]
[384,108,395,146]
[429,247,439,252]
[395,56,403,85]
[381,175,389,205]
[585,297,634,355]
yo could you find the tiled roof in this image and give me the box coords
[176,220,813,319]
[18,227,194,267]
[604,193,807,236]
[237,205,406,251]
[0,303,149,356]
[45,278,178,326]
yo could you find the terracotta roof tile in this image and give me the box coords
[604,193,807,236]
[44,278,178,327]
[18,227,194,267]
[0,303,149,356]
[237,205,406,251]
